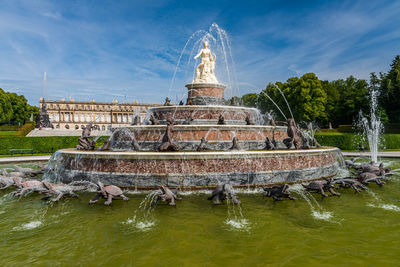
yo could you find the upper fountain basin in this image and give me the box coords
[150,105,264,125]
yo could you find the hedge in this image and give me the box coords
[315,133,400,150]
[0,135,110,155]
[0,136,79,155]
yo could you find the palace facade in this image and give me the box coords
[39,98,158,131]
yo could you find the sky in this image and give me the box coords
[0,0,399,106]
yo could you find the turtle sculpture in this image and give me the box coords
[89,182,129,205]
[152,185,181,206]
[263,184,296,201]
[41,181,88,202]
[208,184,240,205]
[11,178,48,196]
[333,178,367,193]
[302,179,340,197]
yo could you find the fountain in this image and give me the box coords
[357,87,384,163]
[44,37,342,190]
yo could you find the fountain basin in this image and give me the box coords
[110,125,287,151]
[149,105,264,125]
[47,147,341,189]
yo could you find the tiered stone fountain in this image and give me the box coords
[46,42,341,189]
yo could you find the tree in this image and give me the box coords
[380,55,400,122]
[0,89,13,124]
[241,93,258,108]
[258,73,328,123]
[322,80,340,127]
[0,88,38,125]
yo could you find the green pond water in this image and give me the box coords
[1,159,400,266]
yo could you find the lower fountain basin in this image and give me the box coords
[46,147,341,189]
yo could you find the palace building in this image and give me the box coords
[38,97,158,131]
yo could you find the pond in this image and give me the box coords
[0,159,399,266]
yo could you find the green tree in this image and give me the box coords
[8,93,28,125]
[0,89,13,124]
[258,73,328,123]
[322,80,340,127]
[241,93,258,108]
[380,55,400,122]
[334,76,369,124]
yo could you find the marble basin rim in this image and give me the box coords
[48,147,342,189]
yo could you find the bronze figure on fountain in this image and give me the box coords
[159,117,179,151]
[76,123,96,150]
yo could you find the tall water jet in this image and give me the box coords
[357,87,384,163]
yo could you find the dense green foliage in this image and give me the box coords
[379,55,400,122]
[0,88,38,125]
[241,55,400,127]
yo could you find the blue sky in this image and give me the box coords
[0,0,399,105]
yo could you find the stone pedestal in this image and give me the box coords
[185,83,226,105]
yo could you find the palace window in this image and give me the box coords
[86,114,91,122]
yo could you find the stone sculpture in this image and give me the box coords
[333,178,367,193]
[35,103,53,129]
[133,115,141,125]
[208,184,240,205]
[149,114,160,125]
[13,165,43,177]
[12,178,48,196]
[42,181,86,202]
[197,137,209,151]
[89,181,129,205]
[264,137,275,150]
[263,184,296,201]
[152,185,181,206]
[164,97,172,106]
[245,115,254,125]
[76,123,96,150]
[230,97,237,106]
[159,117,179,151]
[193,41,218,83]
[229,137,240,150]
[217,114,225,125]
[302,179,340,197]
[182,114,193,125]
[356,172,386,186]
[283,118,302,149]
[179,100,184,105]
[0,176,18,190]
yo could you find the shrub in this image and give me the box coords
[315,133,400,150]
[0,136,79,155]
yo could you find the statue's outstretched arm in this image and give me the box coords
[194,50,202,60]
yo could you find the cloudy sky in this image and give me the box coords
[0,0,399,105]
